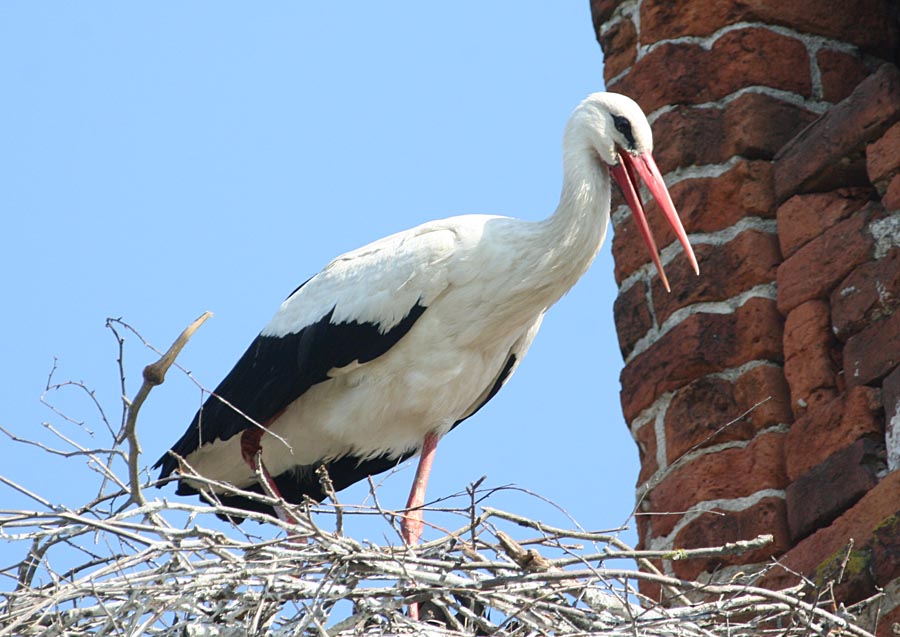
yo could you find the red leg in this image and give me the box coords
[402,432,439,546]
[240,428,299,526]
[402,432,439,621]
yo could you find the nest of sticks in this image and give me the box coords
[0,481,883,637]
[0,316,887,636]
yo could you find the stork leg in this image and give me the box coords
[401,431,439,621]
[240,428,299,526]
[402,431,439,545]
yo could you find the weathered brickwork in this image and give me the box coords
[592,1,900,632]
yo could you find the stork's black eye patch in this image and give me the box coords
[612,115,636,149]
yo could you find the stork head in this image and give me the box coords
[567,92,699,291]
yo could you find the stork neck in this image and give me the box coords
[460,146,611,341]
[537,147,611,286]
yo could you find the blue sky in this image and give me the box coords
[0,4,641,562]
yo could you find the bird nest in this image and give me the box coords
[0,482,882,637]
[0,316,885,636]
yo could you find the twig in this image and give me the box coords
[316,464,343,536]
[117,311,212,507]
[483,505,692,606]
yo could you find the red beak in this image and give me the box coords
[609,151,699,292]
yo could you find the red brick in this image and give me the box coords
[614,280,652,361]
[829,546,878,605]
[845,305,900,386]
[613,160,774,285]
[651,230,780,327]
[885,366,900,472]
[590,0,626,28]
[786,438,883,542]
[639,0,898,57]
[609,28,811,114]
[872,515,900,587]
[634,420,659,488]
[785,386,884,481]
[636,504,652,551]
[798,388,841,421]
[651,94,817,175]
[598,18,637,82]
[776,188,873,259]
[783,300,841,417]
[620,298,784,422]
[774,64,900,202]
[665,364,792,464]
[670,497,791,581]
[636,581,662,604]
[634,557,664,604]
[885,174,900,211]
[776,206,876,314]
[818,49,873,104]
[735,366,794,422]
[868,121,900,193]
[647,432,787,538]
[878,602,900,637]
[783,300,832,361]
[832,248,900,340]
[760,470,900,597]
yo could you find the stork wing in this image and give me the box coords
[208,313,544,513]
[155,224,459,479]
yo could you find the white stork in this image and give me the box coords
[156,91,698,552]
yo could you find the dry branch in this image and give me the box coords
[0,318,884,636]
[117,311,212,506]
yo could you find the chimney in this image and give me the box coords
[592,1,900,629]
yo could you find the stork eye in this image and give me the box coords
[612,115,636,148]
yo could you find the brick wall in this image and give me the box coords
[591,0,900,632]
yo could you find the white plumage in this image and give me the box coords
[183,215,551,489]
[157,93,698,575]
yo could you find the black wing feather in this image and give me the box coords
[154,301,427,479]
